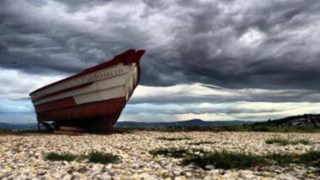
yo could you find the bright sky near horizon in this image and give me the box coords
[0,0,320,123]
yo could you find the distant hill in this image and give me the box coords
[254,114,320,127]
[0,123,36,130]
[3,114,319,130]
[115,119,253,127]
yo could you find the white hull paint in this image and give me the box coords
[31,63,138,106]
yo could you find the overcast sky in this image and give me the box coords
[1,0,320,123]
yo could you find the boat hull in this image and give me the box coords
[29,49,145,131]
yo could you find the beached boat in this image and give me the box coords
[30,49,145,132]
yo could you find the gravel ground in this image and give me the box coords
[0,131,320,179]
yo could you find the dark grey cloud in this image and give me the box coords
[129,84,320,105]
[0,0,148,74]
[139,0,320,90]
[1,0,320,92]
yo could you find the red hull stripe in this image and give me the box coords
[35,97,77,113]
[33,82,94,102]
[36,97,126,125]
[30,49,145,96]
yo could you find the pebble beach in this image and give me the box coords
[1,131,320,179]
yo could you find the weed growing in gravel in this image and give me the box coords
[188,141,216,145]
[157,137,192,141]
[265,153,298,166]
[181,150,320,169]
[295,139,311,145]
[299,151,320,167]
[150,148,191,158]
[46,152,78,162]
[182,150,266,169]
[150,147,320,169]
[150,148,207,158]
[265,151,320,167]
[87,151,120,164]
[46,151,119,164]
[265,138,310,145]
[0,129,14,135]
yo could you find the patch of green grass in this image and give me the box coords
[0,129,14,135]
[184,151,320,169]
[46,151,120,164]
[157,137,192,141]
[266,138,311,146]
[188,141,215,145]
[150,148,191,158]
[181,151,266,169]
[299,151,320,167]
[265,138,291,146]
[149,148,208,158]
[265,153,298,166]
[295,139,311,145]
[265,151,320,167]
[181,150,320,169]
[46,152,77,162]
[87,151,120,164]
[191,148,207,154]
[150,147,320,169]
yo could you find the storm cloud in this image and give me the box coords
[0,0,320,122]
[1,0,320,89]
